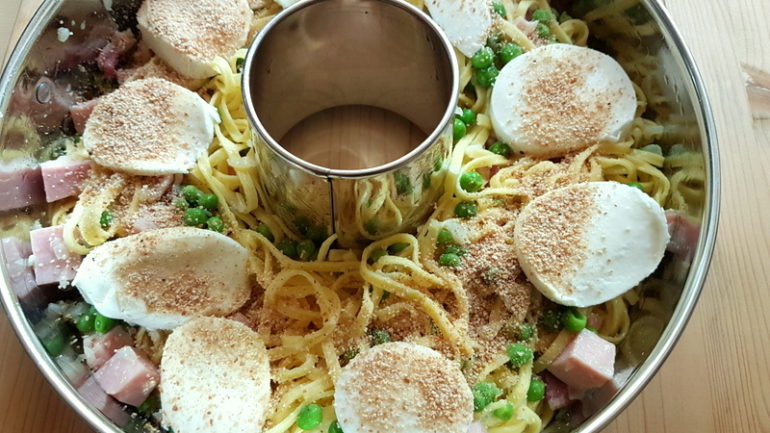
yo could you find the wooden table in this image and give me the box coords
[2,0,769,432]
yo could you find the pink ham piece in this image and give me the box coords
[94,346,159,406]
[70,98,101,135]
[0,237,44,307]
[83,326,133,370]
[0,159,45,211]
[78,376,130,426]
[543,371,572,410]
[30,225,81,286]
[40,157,91,202]
[665,209,700,257]
[581,367,635,416]
[548,329,615,393]
[97,30,137,79]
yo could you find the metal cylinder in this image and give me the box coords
[242,0,458,247]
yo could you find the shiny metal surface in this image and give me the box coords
[0,0,719,432]
[242,0,457,247]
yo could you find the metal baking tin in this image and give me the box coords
[0,0,720,432]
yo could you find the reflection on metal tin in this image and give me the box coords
[242,0,458,247]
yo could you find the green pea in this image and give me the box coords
[395,172,412,195]
[472,382,501,411]
[561,309,587,332]
[487,35,504,52]
[506,343,534,367]
[182,185,203,205]
[369,329,391,346]
[297,239,318,261]
[628,182,645,192]
[138,393,160,414]
[437,228,454,245]
[532,9,553,24]
[307,225,328,244]
[235,57,245,73]
[255,223,275,242]
[423,173,432,189]
[439,252,462,267]
[174,198,189,210]
[207,216,224,233]
[184,208,209,227]
[294,217,311,236]
[454,201,478,218]
[517,323,535,341]
[459,108,477,126]
[94,314,116,334]
[388,242,410,255]
[444,245,466,256]
[297,404,323,430]
[99,211,113,229]
[460,171,485,192]
[492,1,506,17]
[199,193,219,211]
[488,141,512,157]
[475,66,500,88]
[540,309,563,332]
[498,43,523,64]
[277,239,299,259]
[493,401,515,421]
[328,420,344,433]
[471,47,495,69]
[434,156,444,172]
[527,377,546,402]
[453,118,467,141]
[76,307,97,333]
[536,22,551,38]
[41,332,66,357]
[559,11,573,23]
[368,248,386,264]
[364,219,379,235]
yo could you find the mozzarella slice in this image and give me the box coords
[334,342,473,433]
[73,227,250,330]
[425,0,494,58]
[82,78,217,175]
[161,317,271,433]
[137,0,252,79]
[513,182,669,307]
[490,44,637,158]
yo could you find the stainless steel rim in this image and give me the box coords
[241,0,460,179]
[0,1,720,432]
[574,0,720,430]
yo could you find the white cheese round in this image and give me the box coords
[490,44,637,158]
[513,182,669,307]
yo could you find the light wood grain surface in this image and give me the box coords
[2,0,769,432]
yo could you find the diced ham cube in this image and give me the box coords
[548,329,615,393]
[40,157,91,202]
[30,225,81,286]
[1,237,44,306]
[77,376,129,426]
[70,98,101,135]
[94,347,159,406]
[581,366,635,416]
[55,348,90,388]
[97,30,137,79]
[83,326,133,370]
[543,372,572,410]
[0,159,45,211]
[587,313,604,331]
[665,209,700,257]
